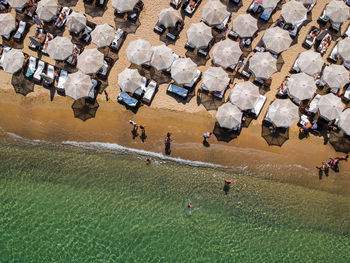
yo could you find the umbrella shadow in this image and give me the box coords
[150,69,172,84]
[11,71,34,96]
[43,21,65,36]
[329,131,350,153]
[220,0,243,12]
[241,115,254,128]
[185,50,209,66]
[55,61,79,73]
[114,17,141,34]
[58,0,79,6]
[159,34,177,46]
[276,55,285,72]
[213,122,239,142]
[212,29,226,43]
[200,93,224,111]
[261,124,289,147]
[84,1,108,18]
[71,98,100,121]
[98,46,119,61]
[167,86,196,105]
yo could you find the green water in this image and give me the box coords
[1,137,350,262]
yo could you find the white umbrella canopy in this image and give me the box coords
[203,67,230,92]
[7,0,28,9]
[317,93,343,121]
[286,73,316,101]
[325,0,349,24]
[0,13,16,36]
[267,99,299,128]
[47,36,74,61]
[77,48,104,75]
[150,45,174,71]
[297,50,324,77]
[66,12,87,34]
[231,14,258,38]
[337,38,350,62]
[261,0,280,9]
[2,49,24,74]
[212,39,242,69]
[126,38,153,65]
[91,24,115,48]
[249,52,277,80]
[281,0,307,24]
[202,0,227,26]
[64,71,93,100]
[262,27,292,54]
[171,58,198,84]
[229,81,260,111]
[112,0,138,12]
[216,103,243,129]
[158,7,181,28]
[321,64,349,90]
[36,0,58,22]
[295,0,316,4]
[339,109,350,136]
[186,22,213,49]
[118,68,143,93]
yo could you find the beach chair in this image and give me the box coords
[330,22,342,33]
[110,28,126,52]
[200,84,226,99]
[214,12,231,31]
[303,27,319,49]
[184,0,201,16]
[291,57,300,73]
[260,8,274,22]
[318,10,329,24]
[231,0,240,4]
[251,95,267,118]
[0,46,11,69]
[198,39,214,57]
[33,60,45,83]
[142,80,158,104]
[228,30,239,40]
[66,45,82,66]
[170,0,182,9]
[240,60,251,79]
[288,20,303,38]
[166,20,184,41]
[343,60,350,70]
[13,21,26,42]
[316,31,332,55]
[55,7,71,28]
[247,0,262,14]
[133,77,147,98]
[79,26,92,44]
[254,39,265,52]
[57,69,68,93]
[344,24,350,38]
[41,64,55,87]
[28,28,45,50]
[42,33,54,55]
[118,92,139,108]
[95,0,107,7]
[306,94,321,115]
[97,57,113,79]
[185,41,196,50]
[0,0,10,13]
[328,43,339,62]
[342,85,350,102]
[154,22,165,35]
[184,70,201,89]
[346,0,350,6]
[127,1,143,22]
[167,83,188,99]
[24,56,37,78]
[89,79,100,99]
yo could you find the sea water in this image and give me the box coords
[1,132,350,262]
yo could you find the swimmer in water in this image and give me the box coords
[187,202,193,210]
[145,157,151,165]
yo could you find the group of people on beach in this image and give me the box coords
[316,155,348,179]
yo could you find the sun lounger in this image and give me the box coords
[344,24,350,38]
[214,12,231,31]
[166,20,183,41]
[231,0,240,4]
[110,28,126,51]
[184,69,201,89]
[42,64,55,87]
[254,39,265,52]
[13,21,26,42]
[318,10,329,24]
[331,22,342,33]
[328,43,339,62]
[288,20,303,38]
[89,79,99,99]
[142,80,158,104]
[228,30,239,40]
[316,31,332,55]
[346,0,350,6]
[55,7,71,28]
[28,28,45,50]
[0,46,11,69]
[343,60,350,70]
[185,41,196,50]
[57,69,68,91]
[291,57,300,73]
[240,60,251,79]
[303,26,319,49]
[154,22,165,34]
[133,77,147,98]
[170,0,182,9]
[247,0,262,14]
[167,83,188,98]
[200,84,226,99]
[97,57,113,79]
[33,60,45,83]
[127,1,143,22]
[118,92,139,107]
[79,26,92,44]
[184,0,201,15]
[66,45,82,66]
[260,8,274,22]
[251,95,267,118]
[304,2,315,12]
[306,94,321,114]
[24,56,36,78]
[0,0,10,13]
[95,0,107,7]
[342,85,350,102]
[42,33,54,55]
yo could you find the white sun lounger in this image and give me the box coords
[251,95,267,117]
[0,46,11,69]
[33,60,45,82]
[57,70,68,91]
[307,94,321,114]
[142,80,157,104]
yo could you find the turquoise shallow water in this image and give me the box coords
[1,135,350,262]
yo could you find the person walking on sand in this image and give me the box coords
[165,132,172,155]
[129,120,137,128]
[315,166,323,180]
[203,132,212,141]
[140,125,147,142]
[334,155,349,162]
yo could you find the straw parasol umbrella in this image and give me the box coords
[170,58,198,84]
[231,14,258,38]
[112,0,138,13]
[261,0,280,9]
[229,81,260,111]
[0,13,16,36]
[64,71,93,100]
[262,27,292,54]
[202,0,227,26]
[47,36,74,61]
[216,103,243,129]
[72,98,99,122]
[339,109,350,136]
[7,0,28,9]
[158,7,181,28]
[150,45,174,71]
[77,48,104,75]
[203,67,230,93]
[325,0,349,24]
[249,52,277,80]
[212,39,242,69]
[91,24,115,48]
[126,38,153,65]
[262,125,289,147]
[118,68,143,93]
[286,73,316,101]
[36,0,58,22]
[317,93,343,121]
[66,11,87,34]
[267,99,299,128]
[321,64,349,91]
[337,38,350,62]
[186,22,213,49]
[2,49,24,74]
[296,50,324,77]
[281,0,307,24]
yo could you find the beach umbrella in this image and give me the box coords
[337,38,350,62]
[150,45,174,71]
[72,98,99,122]
[261,0,280,9]
[126,38,153,65]
[66,12,87,34]
[216,103,243,129]
[286,73,316,101]
[112,0,138,12]
[212,39,242,69]
[47,36,74,61]
[281,0,307,24]
[91,24,115,48]
[321,64,349,91]
[267,99,299,128]
[11,72,34,96]
[262,125,289,147]
[170,58,198,84]
[262,27,292,54]
[202,0,227,26]
[158,7,181,28]
[7,0,28,9]
[2,49,24,74]
[229,82,260,111]
[339,109,350,136]
[36,0,58,22]
[118,68,143,93]
[77,48,104,75]
[203,67,230,93]
[296,50,324,77]
[64,71,93,100]
[0,13,16,36]
[325,0,349,24]
[186,22,213,49]
[231,14,258,38]
[249,52,277,80]
[317,94,343,121]
[329,131,350,153]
